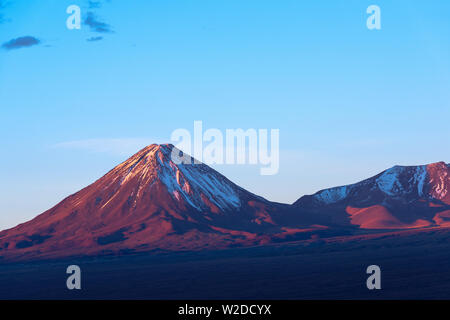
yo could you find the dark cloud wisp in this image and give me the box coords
[88,1,102,9]
[2,36,40,50]
[84,12,113,33]
[0,0,8,24]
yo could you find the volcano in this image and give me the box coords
[294,162,450,229]
[0,144,321,261]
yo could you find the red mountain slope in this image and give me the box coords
[0,144,321,261]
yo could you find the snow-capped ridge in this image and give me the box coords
[304,162,449,206]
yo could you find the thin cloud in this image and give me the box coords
[1,36,40,50]
[53,138,165,156]
[87,36,103,42]
[84,12,113,33]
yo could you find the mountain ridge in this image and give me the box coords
[0,144,449,261]
[293,161,450,229]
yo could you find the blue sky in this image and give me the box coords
[0,0,449,230]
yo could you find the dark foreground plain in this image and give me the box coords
[2,228,450,299]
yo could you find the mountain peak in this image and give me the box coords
[293,161,450,230]
[105,143,243,213]
[427,161,449,169]
[295,162,449,207]
[141,143,175,152]
[129,143,176,162]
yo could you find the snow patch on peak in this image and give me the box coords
[376,166,405,196]
[376,165,429,197]
[413,165,427,197]
[153,146,242,212]
[313,186,350,204]
[176,163,241,211]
